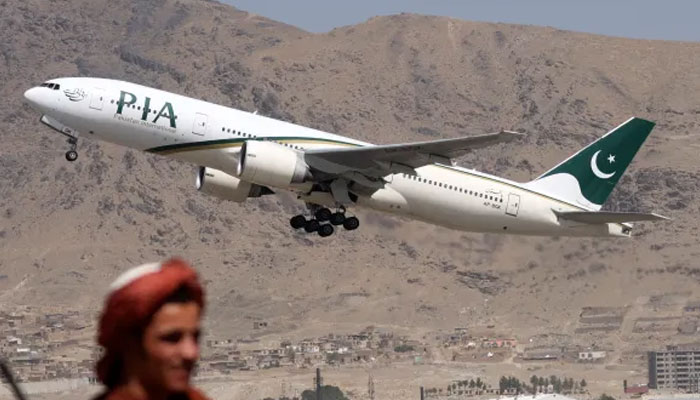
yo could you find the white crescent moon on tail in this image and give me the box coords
[590,150,615,179]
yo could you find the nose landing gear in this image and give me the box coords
[65,150,78,162]
[39,115,80,162]
[64,137,78,162]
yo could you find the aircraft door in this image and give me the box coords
[192,112,208,136]
[506,193,520,217]
[90,88,105,110]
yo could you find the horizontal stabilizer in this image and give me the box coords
[554,210,670,224]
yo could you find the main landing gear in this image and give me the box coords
[289,206,359,238]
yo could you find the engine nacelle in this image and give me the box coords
[196,167,271,202]
[237,140,310,188]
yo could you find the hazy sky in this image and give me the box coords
[221,0,699,42]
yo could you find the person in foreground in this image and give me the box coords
[94,258,209,400]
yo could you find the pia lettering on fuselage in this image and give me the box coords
[116,90,177,128]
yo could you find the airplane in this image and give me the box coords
[23,78,668,238]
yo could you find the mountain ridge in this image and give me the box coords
[1,0,699,397]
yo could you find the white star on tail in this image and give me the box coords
[607,154,616,163]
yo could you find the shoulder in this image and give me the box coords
[91,392,109,400]
[187,388,211,400]
[91,388,136,400]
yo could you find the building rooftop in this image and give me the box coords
[493,394,579,400]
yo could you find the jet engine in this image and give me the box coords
[237,140,311,188]
[196,167,272,202]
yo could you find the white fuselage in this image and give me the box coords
[24,78,630,237]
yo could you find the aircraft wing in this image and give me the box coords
[304,130,524,175]
[554,211,670,224]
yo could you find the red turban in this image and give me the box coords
[96,258,205,387]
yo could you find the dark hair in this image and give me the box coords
[163,284,198,304]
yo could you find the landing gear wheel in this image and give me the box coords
[65,150,78,162]
[290,215,306,229]
[315,207,332,222]
[329,212,346,226]
[318,224,334,237]
[304,219,320,233]
[343,216,359,231]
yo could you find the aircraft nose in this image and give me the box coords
[24,87,42,108]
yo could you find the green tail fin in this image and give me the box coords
[527,117,655,210]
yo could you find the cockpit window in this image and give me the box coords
[53,84,60,90]
[40,83,49,87]
[40,82,60,90]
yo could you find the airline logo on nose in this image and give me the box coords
[64,88,87,102]
[116,90,177,129]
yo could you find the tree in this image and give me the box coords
[552,377,562,393]
[475,378,483,389]
[599,394,615,400]
[301,385,349,400]
[581,379,587,389]
[500,376,508,393]
[563,378,573,392]
[469,379,476,388]
[394,344,414,353]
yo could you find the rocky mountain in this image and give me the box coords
[1,0,700,394]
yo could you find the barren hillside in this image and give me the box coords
[1,0,700,397]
